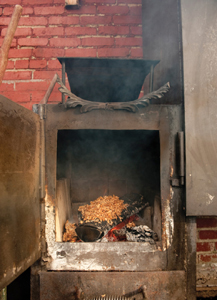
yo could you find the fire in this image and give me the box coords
[104,215,139,242]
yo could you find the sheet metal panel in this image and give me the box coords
[181,0,217,215]
[40,271,186,300]
[0,96,40,289]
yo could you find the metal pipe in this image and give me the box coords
[62,61,66,104]
[149,64,154,92]
[178,131,185,185]
[40,73,58,104]
[0,5,22,85]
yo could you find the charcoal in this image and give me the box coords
[126,225,158,243]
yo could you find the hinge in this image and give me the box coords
[171,131,185,187]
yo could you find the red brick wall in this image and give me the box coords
[197,217,217,288]
[0,0,143,109]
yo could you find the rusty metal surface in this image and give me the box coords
[182,0,217,215]
[41,104,187,273]
[0,96,40,290]
[39,271,186,300]
[186,217,196,300]
[47,242,165,271]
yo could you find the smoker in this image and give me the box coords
[1,0,217,299]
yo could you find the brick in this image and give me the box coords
[16,81,50,91]
[199,230,217,240]
[0,38,16,47]
[33,48,64,58]
[22,7,34,15]
[98,47,130,57]
[48,59,61,69]
[0,0,21,4]
[130,48,143,58]
[4,7,33,15]
[97,5,129,15]
[197,242,214,252]
[32,91,61,103]
[64,48,97,57]
[18,38,48,47]
[34,6,65,15]
[139,91,144,98]
[49,16,79,25]
[6,61,14,69]
[80,16,112,25]
[8,49,32,58]
[82,37,114,46]
[34,70,61,80]
[2,27,32,37]
[115,37,142,46]
[20,103,33,110]
[197,218,217,228]
[118,0,141,3]
[22,0,53,4]
[3,71,32,80]
[113,15,142,25]
[0,83,14,92]
[30,59,47,69]
[84,0,116,3]
[15,60,29,69]
[130,26,142,35]
[19,17,47,26]
[65,27,97,36]
[0,17,10,25]
[0,91,30,103]
[129,6,142,16]
[198,254,211,263]
[50,38,80,47]
[98,25,129,35]
[33,27,64,37]
[69,5,96,14]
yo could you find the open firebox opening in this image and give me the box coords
[55,129,161,243]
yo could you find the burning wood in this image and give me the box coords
[62,194,158,243]
[76,193,147,241]
[62,221,79,242]
[78,195,128,225]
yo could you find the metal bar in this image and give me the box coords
[40,73,58,104]
[178,131,185,185]
[39,105,46,199]
[62,61,66,104]
[0,288,7,300]
[149,64,154,92]
[186,217,197,300]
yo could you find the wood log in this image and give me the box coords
[0,5,22,85]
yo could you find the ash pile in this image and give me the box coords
[63,193,158,244]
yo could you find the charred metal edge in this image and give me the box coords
[56,74,170,113]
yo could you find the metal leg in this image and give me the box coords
[62,61,65,104]
[0,288,7,300]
